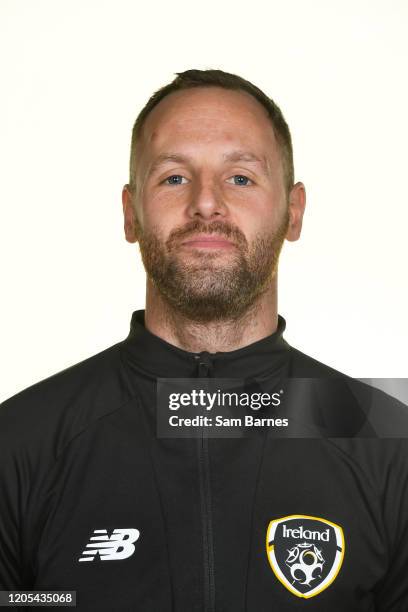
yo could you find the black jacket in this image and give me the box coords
[1,309,408,611]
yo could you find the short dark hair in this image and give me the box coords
[129,68,294,196]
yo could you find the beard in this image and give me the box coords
[134,212,289,323]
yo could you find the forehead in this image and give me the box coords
[139,87,279,160]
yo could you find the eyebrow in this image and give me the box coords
[148,153,188,176]
[223,150,268,171]
[147,150,269,176]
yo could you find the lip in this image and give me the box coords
[180,235,235,249]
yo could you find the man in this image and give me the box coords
[1,69,407,611]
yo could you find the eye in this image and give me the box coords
[226,174,253,186]
[163,174,188,185]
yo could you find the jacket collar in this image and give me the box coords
[121,309,291,380]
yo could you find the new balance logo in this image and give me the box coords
[78,528,140,562]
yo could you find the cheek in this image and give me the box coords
[259,188,287,228]
[141,209,177,245]
[235,195,280,238]
[139,191,174,235]
[145,182,188,206]
[142,186,187,220]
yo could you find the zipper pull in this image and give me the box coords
[194,352,213,378]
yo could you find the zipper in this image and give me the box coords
[195,352,216,612]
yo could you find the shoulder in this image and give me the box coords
[288,343,408,438]
[0,341,134,457]
[287,348,408,523]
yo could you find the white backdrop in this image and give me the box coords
[1,0,407,402]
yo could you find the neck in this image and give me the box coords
[144,276,279,353]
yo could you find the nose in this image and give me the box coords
[186,177,227,220]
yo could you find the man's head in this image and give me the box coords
[122,69,305,322]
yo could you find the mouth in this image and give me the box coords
[180,234,236,249]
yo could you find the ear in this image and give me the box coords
[122,184,139,244]
[286,181,306,242]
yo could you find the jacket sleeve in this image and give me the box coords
[0,397,28,588]
[373,439,408,611]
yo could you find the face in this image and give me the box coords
[123,87,305,322]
